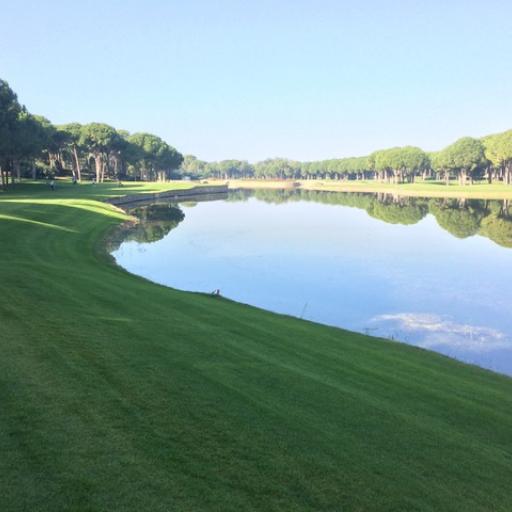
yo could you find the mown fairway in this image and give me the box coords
[1,182,512,511]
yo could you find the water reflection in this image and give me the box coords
[127,203,185,243]
[107,203,185,253]
[229,189,512,247]
[371,313,508,352]
[113,189,512,375]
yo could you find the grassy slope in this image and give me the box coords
[222,178,512,199]
[1,182,512,512]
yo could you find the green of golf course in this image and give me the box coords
[223,178,512,200]
[1,181,512,511]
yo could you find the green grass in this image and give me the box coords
[304,180,512,199]
[1,181,512,511]
[225,178,512,199]
[15,178,198,198]
[303,179,512,199]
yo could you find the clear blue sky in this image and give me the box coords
[1,0,511,162]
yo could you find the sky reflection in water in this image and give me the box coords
[113,191,512,376]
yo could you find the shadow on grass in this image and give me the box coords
[0,213,78,232]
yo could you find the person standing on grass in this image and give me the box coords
[50,180,55,191]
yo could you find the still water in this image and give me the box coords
[112,189,512,376]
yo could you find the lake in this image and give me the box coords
[112,189,512,376]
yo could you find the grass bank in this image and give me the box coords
[221,178,512,199]
[1,181,512,511]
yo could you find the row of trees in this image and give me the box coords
[181,134,512,185]
[3,76,511,188]
[0,79,183,188]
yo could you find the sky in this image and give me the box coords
[1,0,511,162]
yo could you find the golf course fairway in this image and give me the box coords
[1,182,511,512]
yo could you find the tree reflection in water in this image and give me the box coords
[126,203,185,244]
[228,189,512,248]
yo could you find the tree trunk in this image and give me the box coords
[14,159,21,183]
[48,152,55,171]
[113,155,119,179]
[2,160,12,188]
[94,153,102,182]
[73,145,81,181]
[459,169,467,186]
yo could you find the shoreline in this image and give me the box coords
[106,183,229,207]
[204,178,512,200]
[108,188,511,379]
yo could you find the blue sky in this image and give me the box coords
[1,0,511,161]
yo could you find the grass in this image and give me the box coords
[1,180,512,511]
[221,178,512,199]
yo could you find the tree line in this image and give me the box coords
[3,76,512,188]
[0,79,183,188]
[181,135,512,185]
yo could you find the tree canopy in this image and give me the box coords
[482,130,512,184]
[2,76,512,187]
[432,137,487,185]
[0,78,184,187]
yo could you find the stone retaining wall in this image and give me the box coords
[107,184,229,206]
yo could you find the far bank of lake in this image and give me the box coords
[216,178,512,200]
